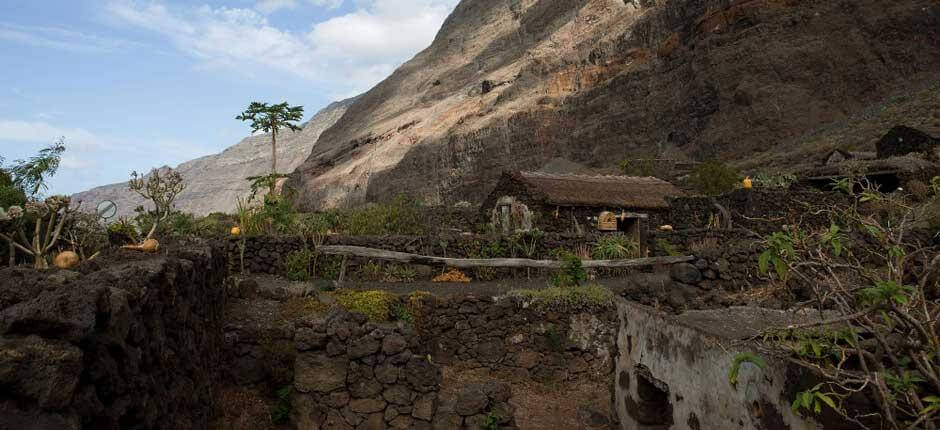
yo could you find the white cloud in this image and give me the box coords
[105,0,457,96]
[0,118,215,195]
[0,119,103,150]
[0,23,146,54]
[256,0,298,14]
[309,0,344,9]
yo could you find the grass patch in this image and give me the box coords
[508,284,614,311]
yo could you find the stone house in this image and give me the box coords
[481,172,684,250]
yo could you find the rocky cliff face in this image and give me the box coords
[288,0,940,210]
[72,98,354,217]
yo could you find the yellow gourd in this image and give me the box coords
[53,251,80,270]
[122,239,160,253]
[742,176,753,189]
[231,226,241,236]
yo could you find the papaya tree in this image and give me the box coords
[236,101,304,196]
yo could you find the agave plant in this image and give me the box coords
[0,196,77,269]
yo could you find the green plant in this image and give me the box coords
[383,264,417,282]
[284,248,314,281]
[6,138,65,197]
[508,284,614,311]
[728,352,767,387]
[357,260,384,281]
[330,194,425,235]
[63,211,107,260]
[549,249,587,288]
[334,290,396,321]
[754,179,940,428]
[390,302,414,324]
[591,234,639,259]
[792,384,837,417]
[128,168,185,240]
[689,159,740,195]
[271,385,292,423]
[752,171,797,189]
[482,410,502,430]
[236,101,304,195]
[757,231,796,281]
[655,239,681,256]
[930,176,940,197]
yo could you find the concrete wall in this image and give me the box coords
[613,298,822,430]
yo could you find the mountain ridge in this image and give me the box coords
[287,0,940,210]
[72,97,355,218]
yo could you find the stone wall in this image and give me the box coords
[290,309,450,430]
[226,233,595,276]
[220,282,620,429]
[0,244,227,429]
[654,189,852,234]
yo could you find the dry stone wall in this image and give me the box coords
[0,244,227,430]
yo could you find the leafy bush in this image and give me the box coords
[356,260,384,281]
[63,212,108,260]
[549,249,588,288]
[689,159,740,195]
[284,249,314,281]
[752,171,797,189]
[383,264,417,282]
[334,290,396,321]
[591,234,639,259]
[509,284,614,311]
[331,194,424,235]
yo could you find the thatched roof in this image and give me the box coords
[510,171,683,209]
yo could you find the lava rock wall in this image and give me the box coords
[0,245,227,429]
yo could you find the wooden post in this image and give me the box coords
[336,254,348,287]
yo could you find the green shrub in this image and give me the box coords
[284,249,313,281]
[752,171,797,189]
[335,290,396,321]
[383,264,417,282]
[690,159,740,195]
[549,249,587,288]
[330,194,425,235]
[316,255,345,280]
[509,284,614,311]
[591,234,639,259]
[357,260,384,281]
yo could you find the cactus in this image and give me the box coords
[0,196,77,269]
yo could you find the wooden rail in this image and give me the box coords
[316,245,694,269]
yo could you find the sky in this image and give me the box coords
[0,0,458,195]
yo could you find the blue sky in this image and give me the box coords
[0,0,457,195]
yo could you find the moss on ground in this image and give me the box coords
[508,284,614,311]
[334,290,397,321]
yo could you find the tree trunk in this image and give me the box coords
[316,245,694,269]
[270,128,278,195]
[8,241,13,268]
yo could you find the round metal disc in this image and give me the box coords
[96,200,117,219]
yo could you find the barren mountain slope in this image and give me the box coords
[289,0,940,210]
[73,98,354,217]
